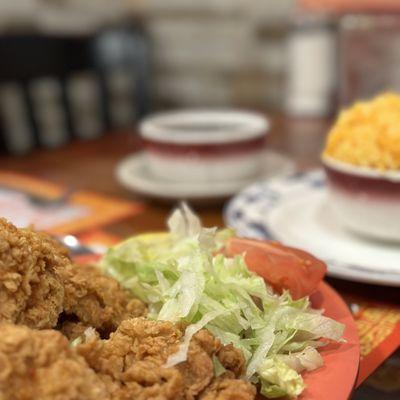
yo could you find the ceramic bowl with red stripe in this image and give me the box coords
[323,156,400,241]
[140,110,269,183]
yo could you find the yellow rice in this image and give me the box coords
[323,92,400,170]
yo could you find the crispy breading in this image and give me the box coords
[78,318,182,377]
[217,344,247,378]
[0,218,67,329]
[118,360,185,400]
[199,377,256,400]
[0,220,257,399]
[177,329,221,399]
[78,318,184,398]
[57,263,147,335]
[77,318,254,400]
[0,323,110,400]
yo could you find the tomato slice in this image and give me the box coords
[223,237,327,300]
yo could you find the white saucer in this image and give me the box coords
[115,150,295,201]
[224,169,400,286]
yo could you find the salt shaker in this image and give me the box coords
[285,13,337,117]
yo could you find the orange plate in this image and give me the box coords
[75,254,360,400]
[299,282,360,400]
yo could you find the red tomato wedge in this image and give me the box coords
[223,237,327,300]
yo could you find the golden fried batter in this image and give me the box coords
[78,318,184,399]
[199,377,256,400]
[77,318,254,400]
[0,323,110,400]
[0,218,68,329]
[118,360,185,400]
[0,220,256,399]
[78,318,182,378]
[217,344,246,378]
[57,263,146,335]
[177,329,221,399]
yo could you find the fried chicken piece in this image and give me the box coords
[176,331,247,398]
[119,360,185,400]
[57,263,146,336]
[177,329,221,399]
[0,323,110,400]
[77,318,254,400]
[0,218,67,329]
[78,318,183,377]
[217,344,247,378]
[78,318,184,399]
[199,377,256,400]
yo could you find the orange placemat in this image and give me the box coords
[342,296,400,386]
[78,230,400,385]
[0,171,144,234]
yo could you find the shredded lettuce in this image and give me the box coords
[259,358,305,398]
[70,336,82,347]
[69,327,96,347]
[101,204,345,398]
[213,355,227,377]
[276,346,324,373]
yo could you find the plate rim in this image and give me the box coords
[303,280,360,400]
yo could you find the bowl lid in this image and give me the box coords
[140,110,269,144]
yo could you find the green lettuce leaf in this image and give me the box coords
[259,358,305,398]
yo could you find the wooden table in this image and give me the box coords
[0,114,399,398]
